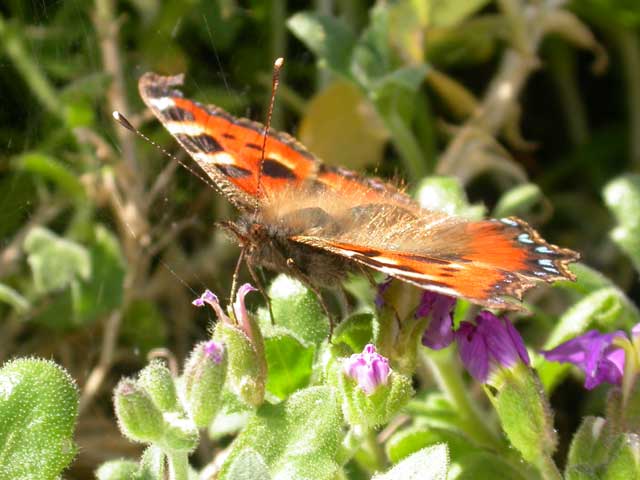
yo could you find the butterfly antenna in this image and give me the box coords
[112,111,221,195]
[256,57,284,208]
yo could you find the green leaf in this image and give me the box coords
[385,425,473,464]
[0,358,79,480]
[265,333,314,400]
[373,444,449,480]
[332,313,376,353]
[95,459,143,480]
[71,225,126,324]
[415,176,485,219]
[493,183,544,218]
[219,386,342,480]
[0,283,29,313]
[603,174,640,272]
[426,0,491,27]
[565,416,610,473]
[489,364,557,467]
[224,448,271,480]
[450,452,530,479]
[121,300,167,355]
[268,275,330,346]
[24,227,90,294]
[287,12,356,78]
[15,152,85,200]
[602,433,640,480]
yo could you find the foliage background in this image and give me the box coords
[1,0,639,477]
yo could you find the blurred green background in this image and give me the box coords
[1,0,640,477]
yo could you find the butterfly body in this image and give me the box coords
[138,72,580,310]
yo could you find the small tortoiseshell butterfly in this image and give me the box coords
[135,71,579,310]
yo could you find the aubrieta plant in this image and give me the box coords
[91,263,640,480]
[3,2,640,480]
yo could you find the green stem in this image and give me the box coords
[381,109,427,181]
[167,450,189,480]
[0,15,62,117]
[537,454,563,480]
[615,29,640,170]
[424,349,502,449]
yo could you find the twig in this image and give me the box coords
[0,202,63,279]
[93,0,140,195]
[436,2,563,178]
[79,311,122,414]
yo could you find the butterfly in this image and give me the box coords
[136,71,579,310]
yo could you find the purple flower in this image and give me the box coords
[542,330,626,390]
[233,283,258,339]
[375,278,393,309]
[344,344,391,395]
[203,340,224,364]
[418,291,456,350]
[192,288,230,323]
[455,311,530,383]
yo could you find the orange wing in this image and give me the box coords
[291,217,579,309]
[138,73,410,210]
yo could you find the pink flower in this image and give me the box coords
[203,340,224,364]
[344,344,391,395]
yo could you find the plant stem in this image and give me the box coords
[0,15,62,117]
[167,450,189,480]
[424,348,502,449]
[615,28,640,170]
[538,453,563,480]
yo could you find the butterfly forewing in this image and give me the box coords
[138,73,412,210]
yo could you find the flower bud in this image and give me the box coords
[193,284,266,407]
[340,344,413,427]
[114,379,164,443]
[138,360,178,412]
[216,323,266,407]
[183,340,227,427]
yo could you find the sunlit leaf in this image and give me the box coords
[373,444,449,480]
[265,333,314,400]
[24,227,90,294]
[603,174,640,272]
[219,387,342,480]
[298,80,389,169]
[287,12,356,78]
[0,358,78,480]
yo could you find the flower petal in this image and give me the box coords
[456,322,489,382]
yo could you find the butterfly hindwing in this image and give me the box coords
[291,216,579,309]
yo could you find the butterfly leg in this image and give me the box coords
[229,248,246,304]
[246,264,275,324]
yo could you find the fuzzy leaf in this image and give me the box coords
[333,313,376,353]
[287,13,356,78]
[373,444,449,480]
[0,358,79,480]
[268,275,329,346]
[603,174,640,272]
[265,333,314,400]
[219,386,342,480]
[24,226,90,294]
